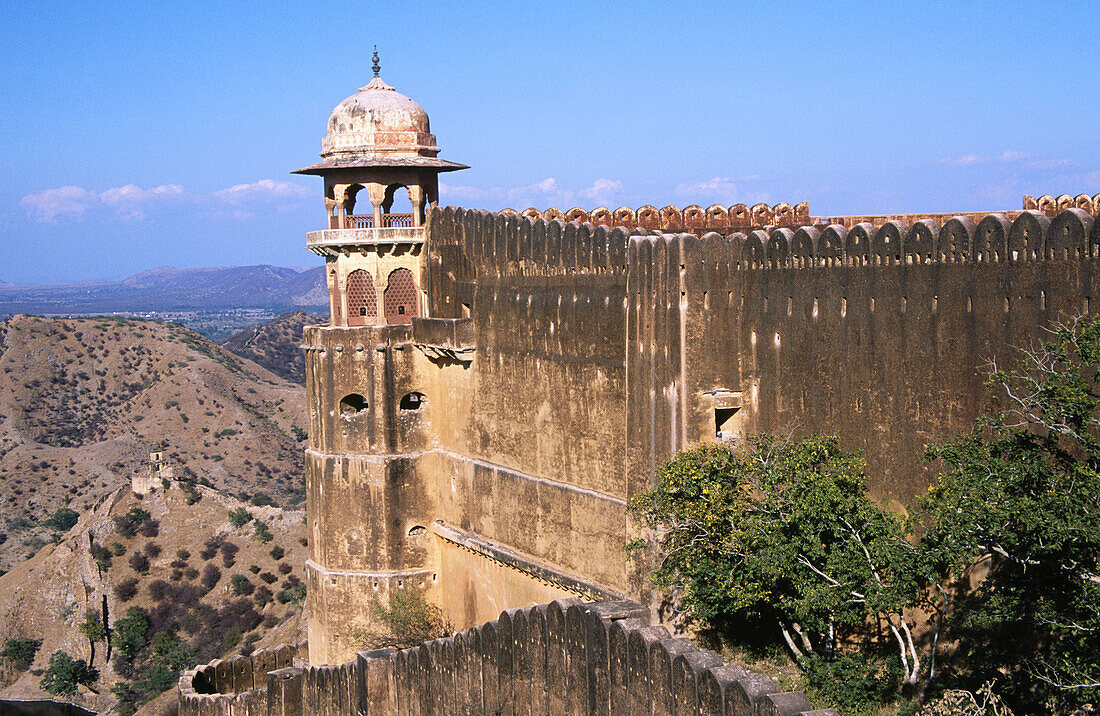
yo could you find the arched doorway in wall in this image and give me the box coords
[346,269,378,327]
[384,268,418,325]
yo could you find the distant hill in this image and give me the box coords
[222,311,325,384]
[0,265,327,314]
[0,315,309,573]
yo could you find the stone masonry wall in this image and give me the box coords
[179,599,834,716]
[625,208,1099,504]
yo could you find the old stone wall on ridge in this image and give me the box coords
[626,208,1100,504]
[179,599,835,716]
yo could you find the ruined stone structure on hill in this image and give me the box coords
[181,56,1099,713]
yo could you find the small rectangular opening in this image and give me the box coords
[715,407,739,440]
[461,302,471,318]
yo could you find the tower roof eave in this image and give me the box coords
[292,156,470,175]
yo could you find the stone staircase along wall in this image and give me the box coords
[178,599,834,715]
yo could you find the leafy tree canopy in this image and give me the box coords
[39,650,97,696]
[921,316,1100,712]
[628,435,929,684]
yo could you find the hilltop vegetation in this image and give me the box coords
[0,482,308,715]
[0,315,308,573]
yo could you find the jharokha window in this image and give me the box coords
[384,268,419,325]
[345,269,377,327]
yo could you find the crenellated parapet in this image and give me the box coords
[430,206,1097,276]
[709,209,1096,270]
[1024,193,1100,217]
[503,202,812,232]
[179,600,833,716]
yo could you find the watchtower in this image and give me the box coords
[295,52,469,663]
[294,48,467,326]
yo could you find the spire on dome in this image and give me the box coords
[372,46,380,78]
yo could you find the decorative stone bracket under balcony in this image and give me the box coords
[306,226,425,256]
[411,317,475,364]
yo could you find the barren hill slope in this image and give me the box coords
[0,315,308,573]
[0,482,307,715]
[221,311,324,384]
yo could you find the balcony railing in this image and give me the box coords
[328,213,415,229]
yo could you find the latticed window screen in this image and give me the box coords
[345,270,377,326]
[384,268,419,325]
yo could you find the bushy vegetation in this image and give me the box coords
[629,315,1100,715]
[42,507,79,532]
[1,637,41,671]
[40,650,97,696]
[228,507,252,528]
[352,590,452,650]
[113,507,151,538]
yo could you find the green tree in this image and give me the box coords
[43,507,79,532]
[254,521,273,543]
[358,590,452,649]
[39,650,97,696]
[112,607,150,663]
[79,608,107,664]
[1,637,41,671]
[113,507,150,538]
[922,316,1100,713]
[628,435,928,685]
[228,507,252,528]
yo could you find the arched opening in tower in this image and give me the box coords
[384,268,419,325]
[346,269,377,327]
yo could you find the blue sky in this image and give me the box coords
[1,0,1097,284]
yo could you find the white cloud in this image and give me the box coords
[21,179,311,223]
[20,186,97,222]
[100,184,184,220]
[673,176,769,206]
[212,179,311,206]
[942,150,1037,167]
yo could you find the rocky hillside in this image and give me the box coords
[0,482,308,715]
[0,315,308,573]
[221,311,324,384]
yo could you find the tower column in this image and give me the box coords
[408,184,425,226]
[369,182,386,228]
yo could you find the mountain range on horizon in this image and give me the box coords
[0,264,328,314]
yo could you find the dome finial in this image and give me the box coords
[372,46,380,78]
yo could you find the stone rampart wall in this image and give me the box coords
[625,208,1099,503]
[178,642,301,716]
[179,599,834,716]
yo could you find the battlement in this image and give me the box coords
[684,208,1097,271]
[505,201,811,232]
[429,206,1098,279]
[1024,193,1100,217]
[179,600,832,716]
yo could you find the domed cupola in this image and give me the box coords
[322,74,436,159]
[296,48,467,174]
[295,47,467,241]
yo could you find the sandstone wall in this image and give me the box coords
[179,599,834,716]
[626,209,1099,504]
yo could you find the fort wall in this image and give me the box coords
[179,599,833,716]
[624,209,1100,504]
